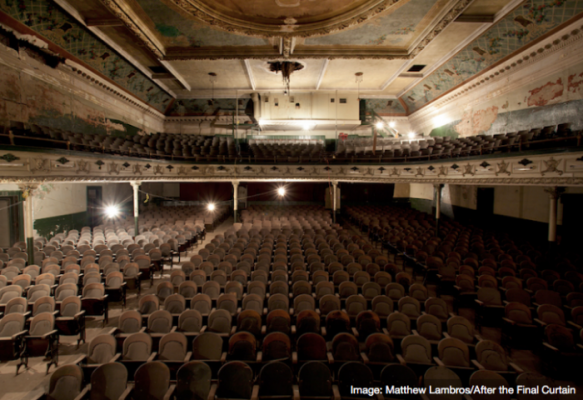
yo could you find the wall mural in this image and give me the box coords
[403,0,583,113]
[305,0,441,46]
[0,64,150,136]
[429,58,583,137]
[0,0,173,113]
[363,98,407,115]
[135,0,270,47]
[167,98,251,117]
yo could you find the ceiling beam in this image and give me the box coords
[244,60,256,91]
[397,0,525,98]
[316,59,329,90]
[151,72,174,80]
[52,0,177,98]
[455,14,495,23]
[85,18,124,27]
[159,60,191,92]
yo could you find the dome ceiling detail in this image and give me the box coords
[168,0,402,38]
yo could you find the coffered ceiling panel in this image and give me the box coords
[166,60,251,90]
[319,60,408,90]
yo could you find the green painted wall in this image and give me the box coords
[34,211,87,239]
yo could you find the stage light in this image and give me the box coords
[277,187,286,197]
[408,132,416,139]
[259,119,266,126]
[105,205,120,218]
[389,121,396,128]
[375,121,384,129]
[208,203,216,211]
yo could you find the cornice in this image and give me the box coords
[408,21,583,124]
[405,19,583,117]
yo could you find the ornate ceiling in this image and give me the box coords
[1,0,581,115]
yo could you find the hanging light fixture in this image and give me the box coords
[208,72,217,105]
[355,72,363,102]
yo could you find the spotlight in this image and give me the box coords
[408,132,416,139]
[389,121,396,128]
[208,203,216,211]
[302,122,313,131]
[259,119,266,126]
[375,121,384,129]
[105,205,120,218]
[277,187,286,197]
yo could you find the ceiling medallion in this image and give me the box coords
[168,0,402,38]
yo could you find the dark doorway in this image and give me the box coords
[0,195,21,248]
[559,194,583,248]
[87,186,103,227]
[477,188,494,225]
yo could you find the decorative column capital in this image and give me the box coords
[130,181,142,189]
[544,186,565,199]
[434,183,444,190]
[332,181,338,187]
[18,182,39,198]
[232,180,240,187]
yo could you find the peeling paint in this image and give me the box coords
[527,78,564,107]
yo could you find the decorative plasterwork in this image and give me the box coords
[407,21,583,125]
[168,0,401,38]
[2,150,583,186]
[98,0,164,58]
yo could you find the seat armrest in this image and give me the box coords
[471,360,486,370]
[327,352,334,364]
[332,385,341,400]
[412,329,420,336]
[200,326,207,333]
[291,325,296,335]
[163,384,176,400]
[12,330,28,340]
[443,332,451,338]
[433,357,445,366]
[502,317,515,325]
[170,326,178,333]
[220,352,227,362]
[508,362,524,373]
[73,385,91,400]
[119,384,134,400]
[449,312,457,319]
[256,351,263,362]
[208,384,218,400]
[351,327,359,337]
[567,321,582,330]
[72,354,87,365]
[292,352,298,364]
[110,353,121,362]
[396,354,406,365]
[147,352,158,362]
[382,328,389,335]
[321,327,327,337]
[184,351,192,362]
[40,329,59,339]
[542,342,558,351]
[230,326,237,335]
[576,344,583,351]
[289,307,294,315]
[74,310,86,319]
[107,328,118,336]
[251,385,260,400]
[534,318,546,327]
[292,384,300,400]
[361,352,369,363]
[474,299,484,306]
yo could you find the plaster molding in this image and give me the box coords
[406,19,583,119]
[168,0,402,38]
[97,0,165,58]
[3,149,583,186]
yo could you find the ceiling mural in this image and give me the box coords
[402,0,583,112]
[0,0,172,113]
[304,0,442,47]
[134,0,270,47]
[364,98,407,115]
[167,98,251,116]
